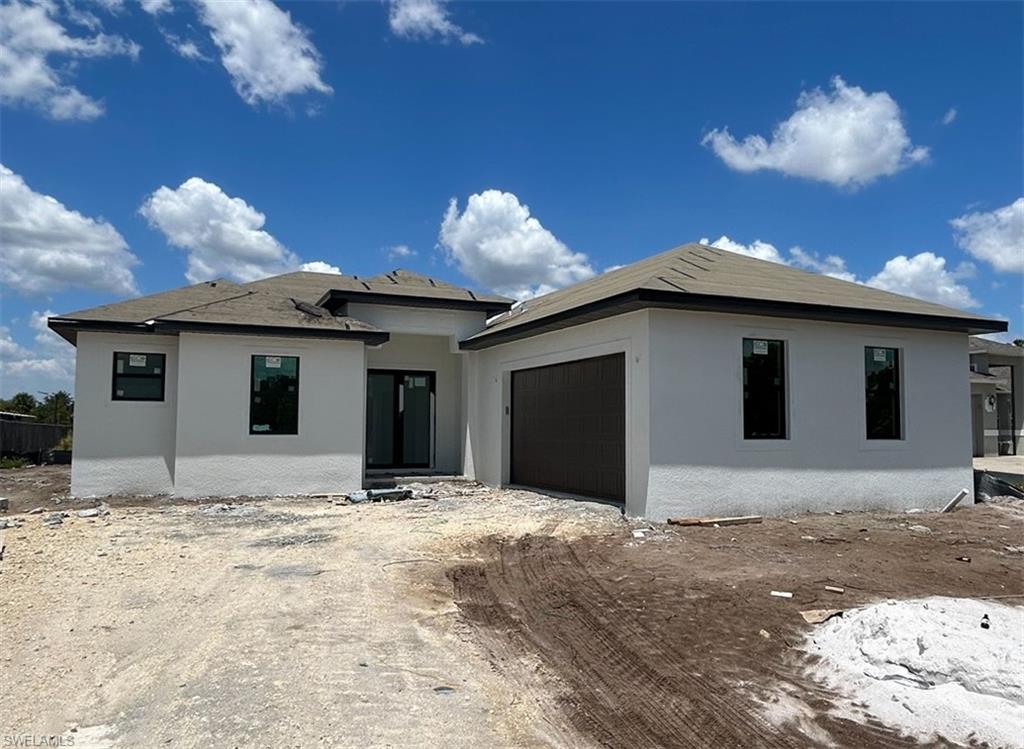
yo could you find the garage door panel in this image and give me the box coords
[511,353,625,503]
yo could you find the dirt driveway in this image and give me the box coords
[1,465,1022,748]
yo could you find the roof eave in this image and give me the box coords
[48,318,391,346]
[458,290,1006,350]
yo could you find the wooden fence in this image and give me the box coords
[0,419,70,456]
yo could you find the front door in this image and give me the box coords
[366,370,435,469]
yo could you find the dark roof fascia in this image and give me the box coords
[459,291,646,350]
[318,289,513,318]
[49,318,391,346]
[48,318,152,344]
[636,290,1006,336]
[459,289,1006,350]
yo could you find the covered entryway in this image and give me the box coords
[366,370,435,469]
[510,353,625,502]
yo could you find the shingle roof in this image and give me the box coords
[50,269,511,345]
[246,269,512,309]
[462,243,1005,348]
[969,336,1024,358]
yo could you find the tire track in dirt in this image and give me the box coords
[450,534,805,748]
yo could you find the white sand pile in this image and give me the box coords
[803,597,1024,748]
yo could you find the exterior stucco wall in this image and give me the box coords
[71,332,179,497]
[173,332,365,497]
[346,303,488,349]
[646,310,973,519]
[465,311,651,516]
[366,333,463,473]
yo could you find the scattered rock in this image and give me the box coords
[28,507,44,514]
[200,503,258,517]
[907,524,932,534]
[0,497,8,512]
[76,504,110,519]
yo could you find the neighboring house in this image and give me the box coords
[50,243,1005,520]
[968,337,1023,457]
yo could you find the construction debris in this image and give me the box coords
[941,488,970,513]
[824,585,845,594]
[770,590,793,599]
[347,488,413,504]
[799,608,843,624]
[667,515,763,527]
[76,503,109,519]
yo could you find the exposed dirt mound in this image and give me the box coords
[449,504,1024,748]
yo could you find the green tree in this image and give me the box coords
[0,392,39,415]
[34,391,74,425]
[1013,338,1024,348]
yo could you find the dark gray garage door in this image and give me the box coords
[511,353,625,502]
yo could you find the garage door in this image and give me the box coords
[511,353,625,502]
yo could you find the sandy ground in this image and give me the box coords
[2,465,1023,748]
[1,471,623,748]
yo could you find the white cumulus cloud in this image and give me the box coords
[140,0,172,14]
[788,246,857,282]
[0,0,140,120]
[0,164,139,296]
[699,235,786,264]
[386,244,415,262]
[139,177,335,283]
[942,107,958,125]
[195,0,332,106]
[702,76,928,188]
[950,198,1024,273]
[701,235,978,310]
[439,190,594,300]
[388,0,481,45]
[865,253,978,309]
[298,260,341,274]
[0,310,75,396]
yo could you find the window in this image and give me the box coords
[865,347,901,439]
[250,355,299,435]
[742,338,787,439]
[112,352,165,401]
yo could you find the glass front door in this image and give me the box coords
[366,370,435,469]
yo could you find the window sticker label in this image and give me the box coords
[116,360,124,374]
[265,356,282,368]
[252,424,270,432]
[116,389,124,397]
[752,339,769,355]
[129,354,147,368]
[874,348,888,363]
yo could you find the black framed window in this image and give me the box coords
[250,355,299,435]
[742,338,787,439]
[865,347,901,440]
[112,352,166,401]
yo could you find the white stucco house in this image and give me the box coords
[50,243,1006,520]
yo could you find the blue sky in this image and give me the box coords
[1,0,1022,396]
